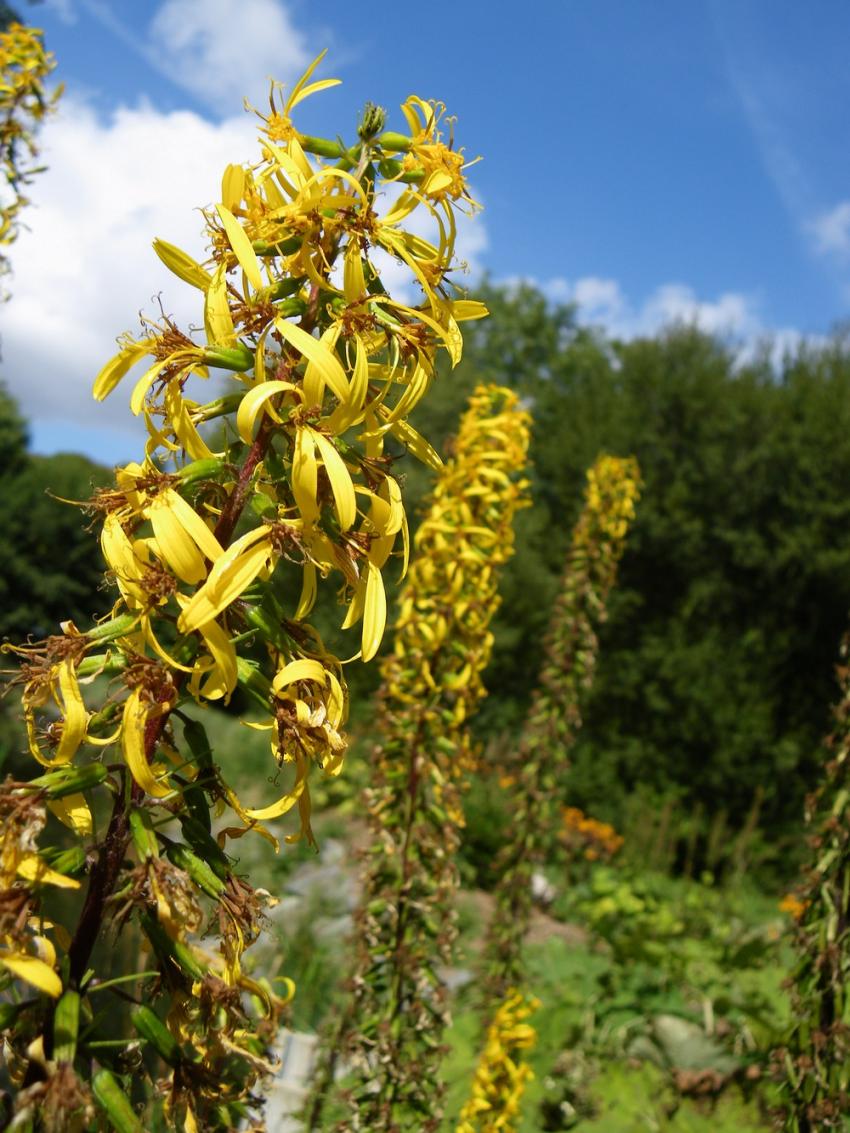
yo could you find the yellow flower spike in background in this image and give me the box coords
[307,385,531,1133]
[2,52,487,1130]
[0,22,61,291]
[457,992,541,1133]
[463,454,640,1133]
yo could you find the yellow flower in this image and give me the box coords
[399,95,480,206]
[458,991,540,1133]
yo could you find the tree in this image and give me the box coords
[413,283,850,860]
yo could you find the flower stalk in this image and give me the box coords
[464,455,639,1133]
[1,55,483,1130]
[0,20,61,290]
[317,385,531,1132]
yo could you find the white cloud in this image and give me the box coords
[808,201,850,258]
[0,95,491,464]
[148,0,312,114]
[571,277,627,324]
[641,284,761,338]
[521,274,806,361]
[1,96,258,454]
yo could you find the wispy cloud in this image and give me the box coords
[148,0,312,114]
[43,0,77,24]
[710,1,850,305]
[507,274,808,362]
[808,201,850,259]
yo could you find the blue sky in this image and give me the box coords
[4,0,850,464]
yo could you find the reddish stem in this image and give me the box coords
[66,402,281,987]
[65,286,323,985]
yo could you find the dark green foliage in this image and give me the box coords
[0,383,111,769]
[0,443,112,640]
[0,3,43,33]
[411,285,850,862]
[0,4,19,31]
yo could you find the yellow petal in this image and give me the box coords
[177,527,272,633]
[341,575,366,630]
[194,616,238,702]
[220,163,245,212]
[289,76,341,109]
[343,240,366,305]
[48,793,93,837]
[140,613,195,674]
[325,333,368,433]
[92,339,154,401]
[294,562,317,619]
[236,380,298,444]
[54,657,88,765]
[17,853,81,889]
[216,204,264,291]
[243,753,308,821]
[312,430,356,530]
[205,262,236,346]
[121,687,173,799]
[361,561,386,662]
[272,658,327,692]
[129,356,171,417]
[450,299,489,321]
[382,414,443,471]
[153,239,212,291]
[302,323,342,408]
[162,488,224,564]
[148,494,207,585]
[274,317,349,403]
[286,49,330,105]
[291,427,319,524]
[164,384,218,461]
[0,949,62,997]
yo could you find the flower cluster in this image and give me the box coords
[0,22,60,284]
[561,805,624,861]
[2,56,482,1130]
[309,386,531,1132]
[486,453,640,1001]
[0,779,81,999]
[456,991,540,1133]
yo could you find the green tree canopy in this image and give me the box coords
[409,284,850,855]
[0,383,111,641]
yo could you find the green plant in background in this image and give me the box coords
[408,294,850,857]
[0,56,484,1130]
[305,385,531,1132]
[777,632,850,1131]
[485,454,641,996]
[454,455,638,1133]
[0,19,60,290]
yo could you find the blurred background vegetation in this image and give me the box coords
[5,280,850,1127]
[5,280,850,885]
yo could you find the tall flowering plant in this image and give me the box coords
[0,55,483,1131]
[0,21,61,288]
[306,385,531,1132]
[463,455,640,1133]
